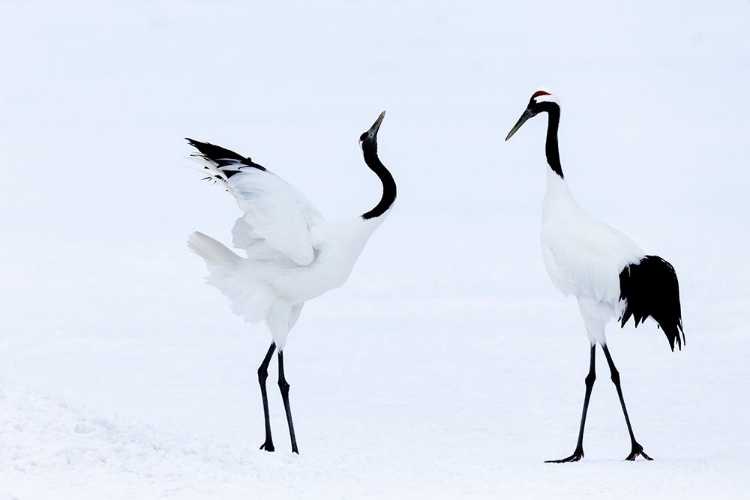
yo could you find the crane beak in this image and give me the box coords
[505,107,534,141]
[366,111,386,138]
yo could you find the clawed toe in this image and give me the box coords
[545,449,584,463]
[259,441,275,452]
[625,442,652,461]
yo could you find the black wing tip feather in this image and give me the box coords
[185,138,266,176]
[619,255,686,351]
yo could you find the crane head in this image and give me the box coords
[505,90,560,141]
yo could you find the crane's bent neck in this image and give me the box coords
[540,102,581,218]
[361,141,397,220]
[544,105,564,179]
[543,154,579,221]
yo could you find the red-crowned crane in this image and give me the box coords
[505,91,684,462]
[186,112,395,454]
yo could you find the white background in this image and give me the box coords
[1,1,749,498]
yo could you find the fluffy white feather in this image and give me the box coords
[189,163,389,350]
[187,113,393,357]
[229,169,323,266]
[541,169,644,343]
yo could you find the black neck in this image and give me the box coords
[361,139,397,220]
[544,104,564,179]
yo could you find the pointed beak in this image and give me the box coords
[505,107,535,141]
[367,111,386,138]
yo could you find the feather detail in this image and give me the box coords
[619,256,685,351]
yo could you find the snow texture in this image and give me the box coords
[1,1,749,498]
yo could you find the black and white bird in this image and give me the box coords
[505,91,685,462]
[186,112,395,454]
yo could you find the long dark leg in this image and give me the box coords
[602,345,653,461]
[278,350,299,454]
[258,342,276,452]
[547,344,596,463]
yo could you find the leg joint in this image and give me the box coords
[584,373,596,386]
[278,379,290,393]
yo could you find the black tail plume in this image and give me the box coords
[186,138,265,178]
[619,255,685,351]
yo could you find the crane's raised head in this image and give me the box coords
[505,90,560,141]
[360,111,386,146]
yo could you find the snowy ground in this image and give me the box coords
[1,1,750,498]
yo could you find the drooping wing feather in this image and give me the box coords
[619,255,685,350]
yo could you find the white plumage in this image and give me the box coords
[506,90,684,463]
[186,112,395,453]
[188,166,386,347]
[540,172,644,344]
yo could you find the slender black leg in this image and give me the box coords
[278,350,299,454]
[258,342,276,452]
[602,345,653,461]
[547,344,596,463]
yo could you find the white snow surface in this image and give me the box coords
[1,1,750,498]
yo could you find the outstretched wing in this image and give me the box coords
[229,169,323,265]
[188,139,323,266]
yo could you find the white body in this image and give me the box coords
[189,165,390,350]
[541,168,645,345]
